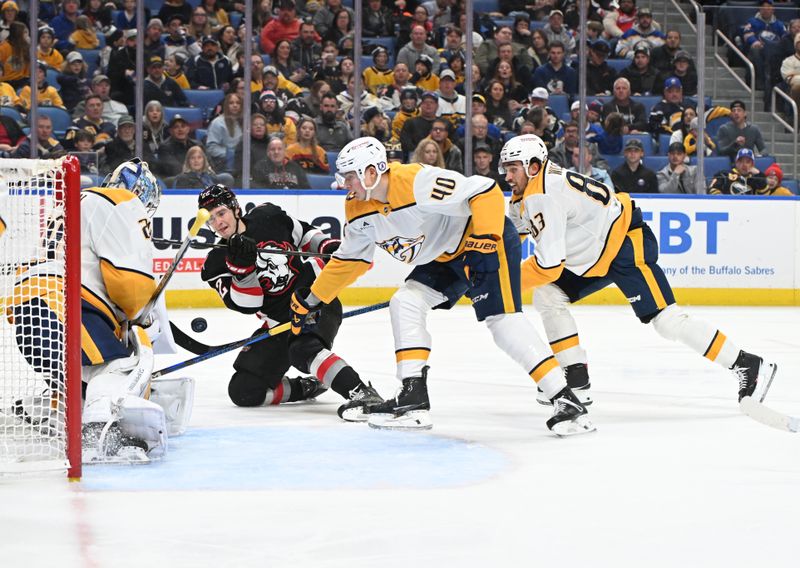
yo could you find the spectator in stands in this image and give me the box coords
[677,116,715,157]
[488,44,532,97]
[603,77,649,133]
[50,0,80,51]
[780,33,800,110]
[171,145,234,188]
[327,56,354,94]
[533,40,577,96]
[70,15,100,49]
[412,53,439,91]
[324,8,354,46]
[447,52,466,86]
[98,27,124,77]
[362,46,393,96]
[187,35,233,90]
[200,0,230,34]
[361,106,392,144]
[408,5,435,45]
[581,38,616,96]
[72,94,116,146]
[206,92,243,172]
[114,0,141,31]
[739,0,786,90]
[78,75,129,126]
[421,0,453,28]
[762,163,794,195]
[484,79,514,132]
[286,117,330,173]
[708,148,767,195]
[143,55,189,108]
[187,6,212,43]
[262,64,303,101]
[164,52,191,90]
[155,114,202,177]
[337,74,391,121]
[439,25,463,67]
[261,0,302,55]
[216,25,239,63]
[37,25,63,70]
[615,7,664,59]
[716,100,766,160]
[529,29,549,68]
[656,50,697,97]
[70,129,100,178]
[587,112,625,155]
[234,112,272,180]
[0,1,22,44]
[164,14,197,61]
[473,141,510,191]
[108,29,137,105]
[411,137,445,167]
[102,115,137,173]
[522,106,555,148]
[272,38,304,86]
[459,112,503,169]
[83,0,113,31]
[650,29,683,73]
[363,0,394,37]
[543,9,575,55]
[476,25,532,77]
[142,18,166,61]
[18,61,64,112]
[428,117,462,172]
[436,68,466,127]
[303,80,331,117]
[603,0,638,40]
[253,135,310,189]
[314,0,354,39]
[771,19,800,103]
[397,25,441,76]
[12,115,64,159]
[0,74,16,108]
[391,86,419,141]
[619,42,658,95]
[400,90,438,154]
[259,90,297,143]
[314,92,353,151]
[549,120,605,170]
[668,106,696,146]
[657,141,699,194]
[142,100,168,163]
[313,41,341,84]
[291,19,322,78]
[569,145,614,189]
[0,21,29,89]
[611,138,659,193]
[648,76,687,137]
[58,51,91,112]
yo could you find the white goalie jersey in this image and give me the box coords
[508,160,633,289]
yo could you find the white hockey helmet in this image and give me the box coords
[334,136,388,199]
[498,134,549,177]
[102,158,161,217]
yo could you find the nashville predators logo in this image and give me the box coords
[378,235,425,263]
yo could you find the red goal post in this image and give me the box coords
[0,156,81,479]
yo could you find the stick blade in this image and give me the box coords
[740,396,800,433]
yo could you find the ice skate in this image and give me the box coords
[291,376,329,402]
[546,387,596,437]
[367,367,432,430]
[537,363,592,406]
[337,382,384,422]
[732,350,777,403]
[81,422,150,465]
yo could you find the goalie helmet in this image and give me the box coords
[198,184,239,214]
[103,158,161,216]
[498,134,549,176]
[334,136,388,199]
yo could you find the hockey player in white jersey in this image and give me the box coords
[500,134,777,407]
[289,136,595,435]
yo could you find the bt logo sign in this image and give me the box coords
[641,211,729,254]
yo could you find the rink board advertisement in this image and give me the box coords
[154,191,800,306]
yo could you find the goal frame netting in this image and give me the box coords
[0,156,81,479]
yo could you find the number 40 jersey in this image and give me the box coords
[508,160,634,290]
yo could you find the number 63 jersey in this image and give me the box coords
[508,160,634,290]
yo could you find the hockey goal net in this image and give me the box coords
[0,156,81,478]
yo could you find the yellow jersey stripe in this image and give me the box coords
[99,258,156,320]
[81,324,105,365]
[583,192,633,278]
[0,214,5,236]
[496,235,516,313]
[529,356,559,383]
[550,334,580,354]
[395,348,431,363]
[84,187,137,206]
[703,330,727,362]
[467,185,505,239]
[81,285,120,332]
[629,228,668,310]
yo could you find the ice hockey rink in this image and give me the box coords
[3,303,799,568]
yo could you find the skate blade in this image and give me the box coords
[756,362,778,403]
[83,446,151,465]
[550,415,596,437]
[339,405,370,423]
[368,410,433,431]
[739,396,799,433]
[537,391,593,407]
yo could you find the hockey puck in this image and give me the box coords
[191,317,208,333]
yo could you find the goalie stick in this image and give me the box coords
[153,301,391,378]
[152,238,333,260]
[739,397,800,433]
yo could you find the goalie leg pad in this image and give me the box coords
[117,396,168,459]
[150,376,195,436]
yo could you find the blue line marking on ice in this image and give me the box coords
[82,426,507,492]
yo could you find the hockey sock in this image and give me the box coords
[651,304,740,368]
[327,366,364,400]
[264,377,292,405]
[535,284,588,367]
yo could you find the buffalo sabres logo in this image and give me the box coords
[255,240,298,294]
[378,235,425,263]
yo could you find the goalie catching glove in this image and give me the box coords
[289,287,323,335]
[462,234,500,284]
[226,233,257,276]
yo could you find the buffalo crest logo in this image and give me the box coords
[256,240,298,294]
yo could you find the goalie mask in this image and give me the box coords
[103,158,161,217]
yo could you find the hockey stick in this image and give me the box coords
[152,301,390,378]
[739,397,800,433]
[153,238,333,260]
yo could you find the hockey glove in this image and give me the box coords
[226,233,257,276]
[463,234,500,285]
[289,287,322,335]
[319,238,341,258]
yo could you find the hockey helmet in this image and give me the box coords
[198,183,239,214]
[498,134,549,177]
[102,157,161,217]
[334,136,388,199]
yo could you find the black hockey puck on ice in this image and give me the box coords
[191,317,208,333]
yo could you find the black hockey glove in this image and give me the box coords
[289,287,323,335]
[462,234,500,285]
[319,238,341,261]
[226,233,258,276]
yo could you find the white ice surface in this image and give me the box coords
[2,304,799,568]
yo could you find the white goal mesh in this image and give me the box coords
[0,157,81,476]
